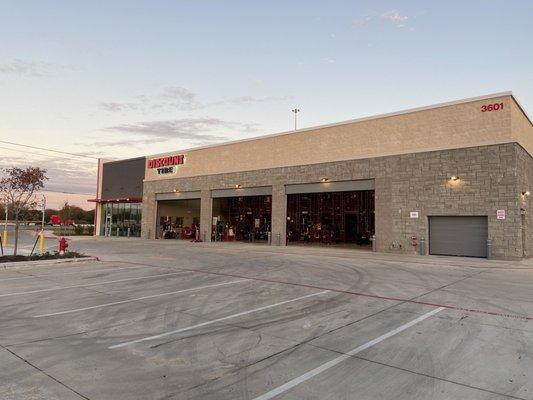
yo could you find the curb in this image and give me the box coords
[1,256,100,270]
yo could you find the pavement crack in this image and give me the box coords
[0,344,91,400]
[346,353,528,400]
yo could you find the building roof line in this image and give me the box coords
[106,91,523,165]
[510,94,533,127]
[141,91,516,160]
[102,156,145,165]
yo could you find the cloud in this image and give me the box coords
[97,102,139,112]
[0,59,74,77]
[353,10,411,29]
[353,14,374,28]
[159,86,200,110]
[100,117,257,147]
[323,58,336,64]
[160,86,197,102]
[381,10,409,27]
[0,154,97,194]
[97,87,293,114]
[96,87,200,114]
[215,95,294,106]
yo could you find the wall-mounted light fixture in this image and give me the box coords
[173,189,179,193]
[522,191,530,196]
[235,184,242,189]
[321,178,329,182]
[450,176,459,181]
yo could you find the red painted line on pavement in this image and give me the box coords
[118,261,533,321]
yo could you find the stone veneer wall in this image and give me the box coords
[142,142,527,260]
[516,145,533,258]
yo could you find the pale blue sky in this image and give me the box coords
[1,1,532,193]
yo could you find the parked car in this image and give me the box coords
[49,215,62,226]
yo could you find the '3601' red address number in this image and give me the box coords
[481,103,504,112]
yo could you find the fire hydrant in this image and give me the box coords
[59,237,68,254]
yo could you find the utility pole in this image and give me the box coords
[291,108,300,131]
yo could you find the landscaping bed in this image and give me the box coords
[0,251,88,263]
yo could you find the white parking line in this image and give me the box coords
[109,290,331,349]
[0,271,188,297]
[0,265,153,282]
[252,307,445,400]
[32,264,156,278]
[33,279,250,317]
[0,276,34,282]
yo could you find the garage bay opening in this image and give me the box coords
[286,180,375,248]
[212,187,272,243]
[157,199,201,240]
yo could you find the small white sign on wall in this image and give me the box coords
[497,210,506,220]
[410,211,419,219]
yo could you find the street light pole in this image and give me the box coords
[291,108,300,131]
[3,203,7,249]
[41,195,46,231]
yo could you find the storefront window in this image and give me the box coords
[100,202,142,237]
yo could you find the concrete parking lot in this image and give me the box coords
[1,238,533,399]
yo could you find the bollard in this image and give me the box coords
[487,238,492,259]
[419,237,426,256]
[116,227,120,237]
[127,228,131,237]
[276,233,281,246]
[2,230,7,247]
[39,232,45,253]
[371,235,376,252]
[268,232,272,245]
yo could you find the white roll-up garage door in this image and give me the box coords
[429,216,488,258]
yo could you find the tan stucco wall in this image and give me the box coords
[145,94,518,182]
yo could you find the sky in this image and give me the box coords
[1,0,532,199]
[40,190,93,210]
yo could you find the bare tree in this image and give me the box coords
[0,167,47,255]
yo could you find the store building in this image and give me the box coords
[90,157,145,237]
[92,92,533,260]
